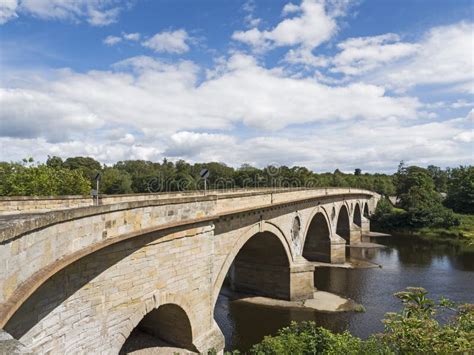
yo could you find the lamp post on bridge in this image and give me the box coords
[93,173,101,206]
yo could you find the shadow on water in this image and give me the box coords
[214,235,474,352]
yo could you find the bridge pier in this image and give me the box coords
[328,235,346,264]
[229,260,314,301]
[361,216,370,234]
[349,223,362,244]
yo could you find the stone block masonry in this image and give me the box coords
[0,188,380,353]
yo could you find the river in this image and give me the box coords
[214,235,474,352]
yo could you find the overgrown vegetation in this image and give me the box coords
[0,156,396,196]
[371,163,474,245]
[234,288,474,354]
[0,158,91,196]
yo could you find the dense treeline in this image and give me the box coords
[0,157,472,218]
[0,156,396,196]
[372,162,474,232]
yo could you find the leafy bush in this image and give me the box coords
[0,160,91,196]
[248,288,474,354]
[382,287,474,354]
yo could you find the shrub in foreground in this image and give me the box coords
[247,288,474,354]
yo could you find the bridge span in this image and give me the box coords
[0,188,380,354]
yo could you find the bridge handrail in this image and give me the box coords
[0,188,379,244]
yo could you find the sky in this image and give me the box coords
[0,0,472,173]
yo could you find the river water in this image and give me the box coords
[214,235,474,352]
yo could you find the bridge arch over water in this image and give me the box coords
[302,209,332,263]
[336,204,351,243]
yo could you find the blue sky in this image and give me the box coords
[0,0,472,173]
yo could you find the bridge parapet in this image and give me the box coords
[0,188,379,244]
[0,187,379,216]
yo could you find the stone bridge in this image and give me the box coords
[0,188,380,354]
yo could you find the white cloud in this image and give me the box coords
[324,22,474,93]
[142,29,191,54]
[282,3,300,15]
[0,0,18,24]
[285,21,473,94]
[0,87,103,142]
[453,131,473,143]
[0,53,420,146]
[0,113,471,172]
[373,22,474,92]
[103,32,141,46]
[451,100,473,109]
[164,131,237,160]
[123,32,140,41]
[103,35,122,46]
[329,33,419,75]
[242,0,261,28]
[232,0,341,52]
[285,47,329,67]
[1,0,126,26]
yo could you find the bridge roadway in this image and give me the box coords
[0,188,380,354]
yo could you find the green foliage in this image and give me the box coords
[46,155,64,169]
[2,157,471,205]
[0,160,91,196]
[427,165,448,193]
[101,168,133,194]
[373,163,461,230]
[382,287,474,354]
[63,156,102,183]
[444,166,474,214]
[250,321,392,355]
[0,157,399,196]
[249,288,474,355]
[395,163,441,210]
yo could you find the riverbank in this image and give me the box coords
[373,213,474,251]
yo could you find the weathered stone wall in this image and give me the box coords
[0,187,379,215]
[4,224,222,354]
[0,195,93,215]
[0,329,31,354]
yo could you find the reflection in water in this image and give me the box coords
[214,235,474,352]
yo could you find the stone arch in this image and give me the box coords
[212,221,293,306]
[3,229,208,354]
[363,203,369,218]
[120,303,196,353]
[301,208,332,262]
[336,204,351,243]
[353,203,362,227]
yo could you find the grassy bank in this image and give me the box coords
[411,213,474,249]
[374,213,474,250]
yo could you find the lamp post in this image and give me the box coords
[94,173,101,206]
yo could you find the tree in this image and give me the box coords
[0,161,90,196]
[444,166,474,213]
[354,168,362,176]
[46,155,64,169]
[101,168,133,194]
[427,165,448,193]
[63,156,101,185]
[114,160,158,193]
[395,165,440,210]
[393,164,459,228]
